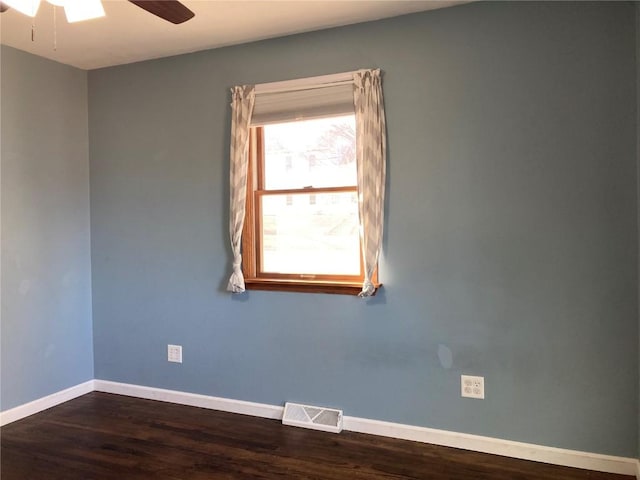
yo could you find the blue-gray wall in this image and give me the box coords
[1,46,94,410]
[88,2,638,456]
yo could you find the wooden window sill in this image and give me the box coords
[244,278,381,296]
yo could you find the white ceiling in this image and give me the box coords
[0,0,464,70]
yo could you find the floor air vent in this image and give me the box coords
[282,402,343,433]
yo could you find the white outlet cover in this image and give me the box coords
[168,344,182,363]
[461,375,484,399]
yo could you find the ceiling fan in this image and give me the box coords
[0,0,195,25]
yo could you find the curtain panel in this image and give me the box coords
[227,85,255,293]
[353,69,387,297]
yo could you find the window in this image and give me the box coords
[241,115,372,294]
[227,70,386,296]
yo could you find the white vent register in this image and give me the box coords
[282,402,343,433]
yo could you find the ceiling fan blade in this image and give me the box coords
[128,0,194,25]
[0,3,9,13]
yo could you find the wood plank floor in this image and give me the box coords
[0,392,633,480]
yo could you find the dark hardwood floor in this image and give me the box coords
[0,392,632,480]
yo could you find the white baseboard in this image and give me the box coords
[0,380,94,427]
[3,379,638,477]
[93,380,283,420]
[343,415,637,476]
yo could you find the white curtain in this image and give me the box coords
[354,69,387,297]
[227,85,255,293]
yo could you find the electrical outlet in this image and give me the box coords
[461,375,484,399]
[168,344,182,363]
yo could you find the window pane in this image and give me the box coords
[263,115,356,190]
[261,192,360,275]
